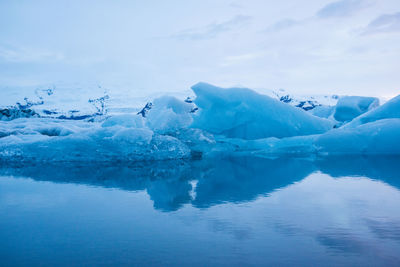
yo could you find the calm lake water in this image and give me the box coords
[1,156,399,266]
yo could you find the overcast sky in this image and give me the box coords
[1,0,399,97]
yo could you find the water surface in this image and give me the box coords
[1,156,399,266]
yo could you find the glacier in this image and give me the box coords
[0,82,399,162]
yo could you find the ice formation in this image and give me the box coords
[0,82,399,162]
[333,96,379,122]
[146,96,195,133]
[344,95,400,128]
[315,118,400,155]
[224,93,399,155]
[191,82,333,139]
[309,105,335,119]
[0,117,190,161]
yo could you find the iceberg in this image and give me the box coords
[315,118,400,155]
[191,82,333,140]
[333,96,379,122]
[0,117,190,162]
[224,118,400,156]
[344,95,400,128]
[191,89,400,156]
[309,105,336,119]
[0,82,399,162]
[146,96,195,133]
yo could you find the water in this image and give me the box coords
[0,156,399,266]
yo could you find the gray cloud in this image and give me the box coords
[170,15,252,40]
[361,12,400,35]
[316,0,367,18]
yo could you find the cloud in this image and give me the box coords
[361,12,400,35]
[265,19,300,32]
[170,15,252,40]
[265,0,368,33]
[316,0,367,18]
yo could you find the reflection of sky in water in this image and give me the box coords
[0,156,399,266]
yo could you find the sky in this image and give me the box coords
[0,0,399,97]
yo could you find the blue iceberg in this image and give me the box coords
[0,82,399,161]
[191,82,333,139]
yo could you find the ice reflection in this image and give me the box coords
[1,156,399,212]
[0,156,400,265]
